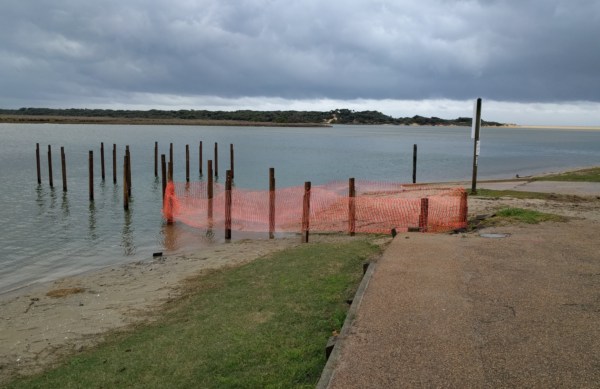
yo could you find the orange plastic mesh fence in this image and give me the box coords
[163,180,468,234]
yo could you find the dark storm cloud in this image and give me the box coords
[1,0,599,107]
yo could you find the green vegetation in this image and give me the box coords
[0,107,506,126]
[473,188,586,202]
[533,167,600,182]
[475,207,566,228]
[6,239,381,389]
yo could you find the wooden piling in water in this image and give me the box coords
[230,144,234,179]
[161,154,167,200]
[47,145,54,188]
[125,146,132,197]
[419,198,429,232]
[112,144,117,184]
[269,168,275,239]
[225,170,232,240]
[302,181,311,243]
[199,141,203,176]
[348,177,356,236]
[412,144,417,184]
[100,142,105,181]
[186,144,190,182]
[154,142,158,178]
[88,151,94,201]
[214,142,218,177]
[207,160,214,220]
[36,143,41,184]
[61,147,67,192]
[169,143,173,178]
[123,155,129,210]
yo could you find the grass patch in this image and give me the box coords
[474,188,588,203]
[6,239,381,389]
[533,167,600,182]
[475,207,567,228]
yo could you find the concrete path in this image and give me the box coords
[319,220,600,388]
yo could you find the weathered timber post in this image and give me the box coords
[419,198,429,232]
[161,154,167,200]
[207,160,214,221]
[36,143,41,184]
[230,144,234,179]
[412,144,417,184]
[214,142,218,178]
[154,142,158,178]
[459,191,468,226]
[112,144,117,184]
[349,177,356,236]
[100,142,105,181]
[269,168,275,239]
[168,161,172,182]
[47,145,54,188]
[199,141,203,176]
[169,143,173,175]
[301,181,311,243]
[126,146,132,197]
[123,155,129,210]
[186,144,190,182]
[88,151,94,201]
[61,147,67,192]
[471,98,482,194]
[225,170,232,240]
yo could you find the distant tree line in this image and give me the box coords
[0,107,505,126]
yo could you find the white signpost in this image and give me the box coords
[471,98,482,194]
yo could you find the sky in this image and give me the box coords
[1,0,599,125]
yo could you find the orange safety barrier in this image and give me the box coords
[163,180,468,234]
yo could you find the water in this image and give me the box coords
[1,123,599,293]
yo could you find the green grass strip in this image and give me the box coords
[6,239,380,389]
[486,207,566,226]
[533,167,600,182]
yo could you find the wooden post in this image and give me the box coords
[230,144,234,179]
[419,198,429,232]
[471,98,482,194]
[100,142,105,181]
[161,154,167,200]
[88,151,94,201]
[199,141,203,176]
[36,143,41,184]
[459,191,468,225]
[412,144,417,184]
[207,160,213,221]
[47,145,54,188]
[61,147,67,192]
[186,144,190,182]
[154,141,158,178]
[348,177,356,236]
[112,144,117,184]
[214,142,218,177]
[168,161,172,182]
[123,155,129,210]
[269,168,275,239]
[225,170,232,240]
[301,181,311,243]
[169,143,173,174]
[126,146,132,197]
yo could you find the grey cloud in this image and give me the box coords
[1,0,599,107]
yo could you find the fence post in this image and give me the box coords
[126,146,132,197]
[36,143,41,184]
[61,147,67,192]
[112,144,117,184]
[214,142,218,178]
[186,144,190,182]
[459,191,468,226]
[161,154,167,200]
[88,150,94,201]
[100,142,105,181]
[230,144,234,179]
[419,198,429,232]
[302,181,311,243]
[123,155,129,210]
[412,144,417,184]
[199,141,203,177]
[269,168,275,239]
[48,145,54,188]
[349,177,356,236]
[207,160,213,221]
[225,170,232,240]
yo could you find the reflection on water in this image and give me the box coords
[61,192,70,217]
[161,222,179,251]
[121,207,135,255]
[88,202,97,240]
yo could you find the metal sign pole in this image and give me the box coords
[471,98,482,194]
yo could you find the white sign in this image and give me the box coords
[471,100,477,139]
[476,140,481,156]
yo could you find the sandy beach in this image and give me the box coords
[1,174,599,384]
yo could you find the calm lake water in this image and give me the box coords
[1,123,599,294]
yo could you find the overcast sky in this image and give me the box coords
[1,0,599,125]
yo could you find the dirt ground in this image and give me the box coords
[1,188,599,385]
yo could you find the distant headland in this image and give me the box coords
[0,107,506,127]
